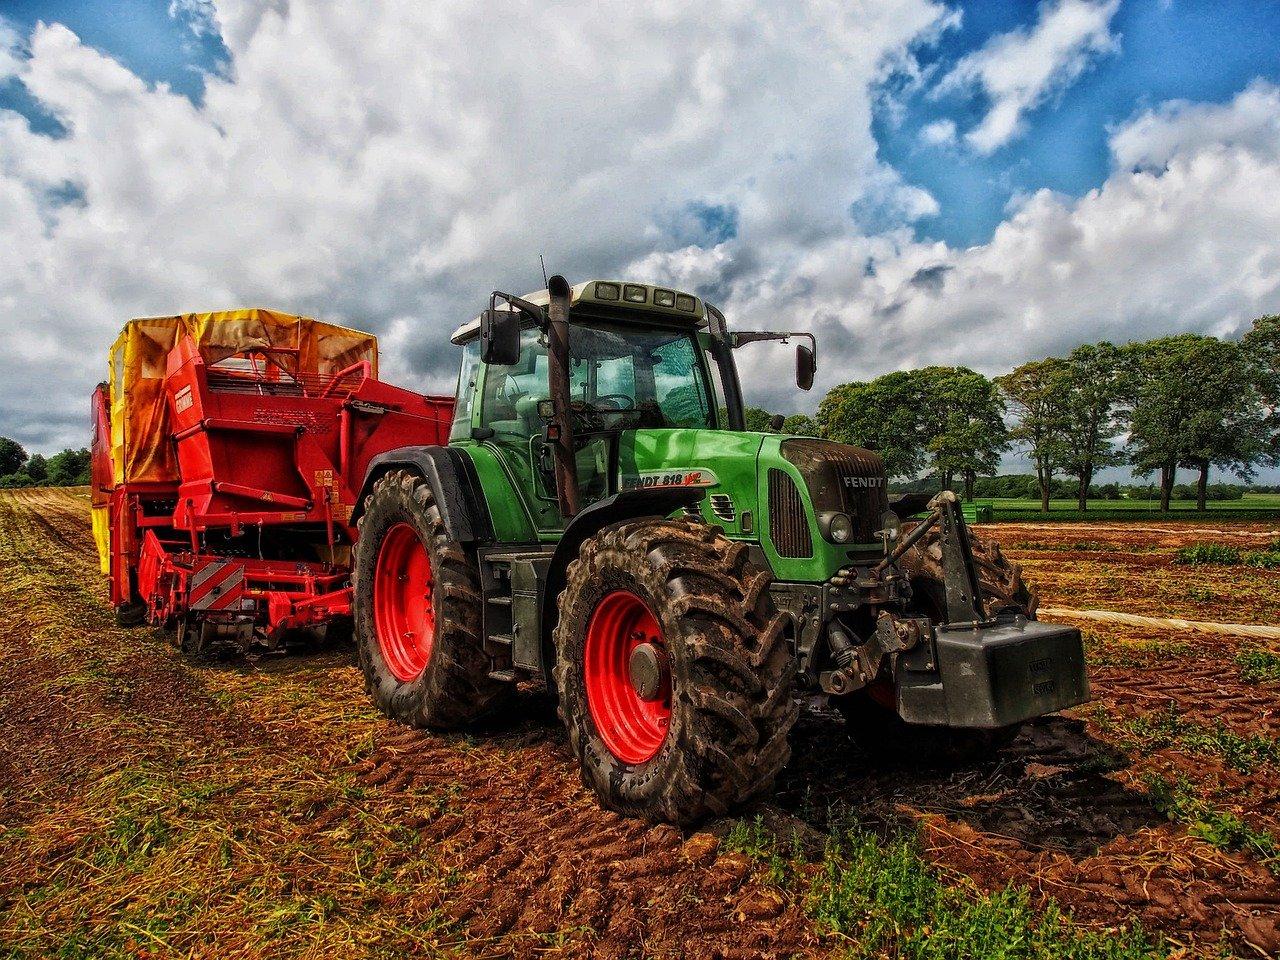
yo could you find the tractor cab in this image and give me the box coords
[448,279,814,534]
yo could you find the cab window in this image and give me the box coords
[479,328,548,439]
[449,339,482,441]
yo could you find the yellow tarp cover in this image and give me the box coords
[92,505,110,573]
[109,308,378,485]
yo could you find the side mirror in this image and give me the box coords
[768,414,786,432]
[480,309,521,365]
[796,343,816,391]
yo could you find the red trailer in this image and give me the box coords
[92,309,452,656]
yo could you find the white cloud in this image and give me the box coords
[168,0,220,38]
[1111,79,1280,170]
[919,117,957,146]
[0,0,952,449]
[935,0,1120,153]
[2,2,1280,463]
[679,79,1280,408]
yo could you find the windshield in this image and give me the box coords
[479,322,717,435]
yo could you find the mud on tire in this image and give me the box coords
[897,522,1038,619]
[553,518,797,825]
[353,469,509,728]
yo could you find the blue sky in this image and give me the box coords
[2,0,1280,486]
[880,0,1280,246]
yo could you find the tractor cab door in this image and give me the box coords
[474,329,604,534]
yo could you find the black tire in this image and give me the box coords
[897,523,1038,619]
[553,518,797,825]
[114,600,148,628]
[353,469,510,728]
[834,688,1020,766]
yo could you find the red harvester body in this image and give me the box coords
[91,309,451,652]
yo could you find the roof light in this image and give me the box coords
[595,282,620,301]
[654,288,675,307]
[675,294,696,312]
[623,284,647,303]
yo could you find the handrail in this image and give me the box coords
[316,360,372,399]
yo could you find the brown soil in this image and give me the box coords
[0,493,1277,957]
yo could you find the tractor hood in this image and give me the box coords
[617,429,765,534]
[614,429,889,581]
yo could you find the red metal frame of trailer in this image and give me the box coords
[92,324,453,649]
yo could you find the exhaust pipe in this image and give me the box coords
[546,275,581,518]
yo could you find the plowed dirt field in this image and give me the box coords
[1,489,1278,958]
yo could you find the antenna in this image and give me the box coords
[539,255,548,288]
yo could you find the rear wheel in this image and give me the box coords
[553,518,796,825]
[353,469,509,728]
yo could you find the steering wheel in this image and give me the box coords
[591,394,634,410]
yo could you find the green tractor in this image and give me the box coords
[351,276,1088,825]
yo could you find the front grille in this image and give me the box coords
[780,439,888,545]
[768,469,813,558]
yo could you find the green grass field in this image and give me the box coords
[979,493,1280,522]
[987,493,1280,511]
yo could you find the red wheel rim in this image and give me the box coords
[373,522,435,683]
[584,590,671,764]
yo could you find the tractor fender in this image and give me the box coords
[352,446,493,544]
[539,486,705,666]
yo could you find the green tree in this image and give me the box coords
[742,406,777,432]
[919,367,1007,500]
[1059,342,1124,510]
[0,437,28,477]
[781,414,818,437]
[1177,338,1270,510]
[817,371,931,480]
[997,358,1071,513]
[1119,335,1261,512]
[1244,314,1280,464]
[46,448,91,486]
[25,453,48,483]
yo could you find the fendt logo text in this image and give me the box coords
[842,476,884,489]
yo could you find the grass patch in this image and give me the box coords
[1082,632,1192,668]
[1175,542,1280,568]
[1122,704,1280,774]
[808,822,1160,959]
[1237,647,1280,684]
[1146,776,1279,875]
[725,815,1160,959]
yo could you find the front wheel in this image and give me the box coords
[353,469,509,728]
[553,518,797,825]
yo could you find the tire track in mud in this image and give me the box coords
[4,492,1279,956]
[316,713,816,958]
[0,490,819,959]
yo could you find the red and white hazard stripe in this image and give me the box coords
[189,559,245,611]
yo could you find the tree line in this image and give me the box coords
[768,315,1280,513]
[0,438,91,489]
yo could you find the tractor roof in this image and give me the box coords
[450,280,709,345]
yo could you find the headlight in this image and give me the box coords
[878,510,901,542]
[828,512,853,543]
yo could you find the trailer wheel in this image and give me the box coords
[553,518,796,825]
[114,601,148,628]
[353,469,508,728]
